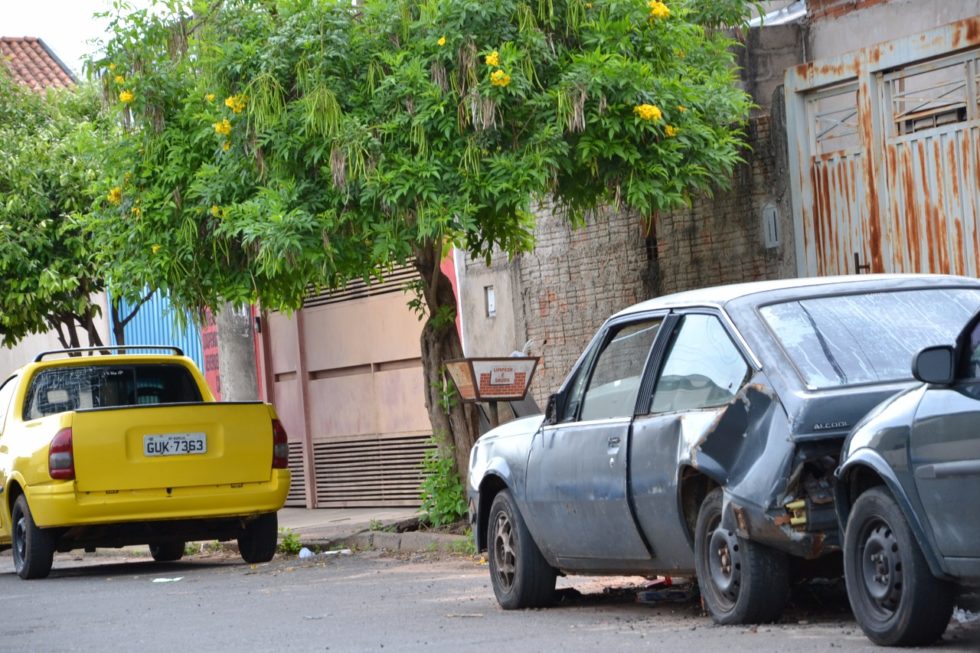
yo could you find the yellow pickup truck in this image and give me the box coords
[0,346,290,579]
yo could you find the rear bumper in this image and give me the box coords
[26,469,290,529]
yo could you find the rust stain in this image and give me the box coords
[955,220,965,276]
[952,17,980,50]
[901,146,922,272]
[885,146,902,270]
[857,79,882,272]
[932,138,950,275]
[917,140,938,273]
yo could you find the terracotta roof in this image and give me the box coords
[0,37,76,91]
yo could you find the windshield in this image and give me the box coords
[760,288,980,389]
[24,364,202,419]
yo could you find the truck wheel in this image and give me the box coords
[694,488,788,624]
[238,512,278,563]
[487,490,556,609]
[149,541,186,562]
[844,487,954,646]
[12,495,54,580]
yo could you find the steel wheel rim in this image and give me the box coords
[858,518,903,619]
[13,512,26,568]
[707,522,742,608]
[492,511,517,592]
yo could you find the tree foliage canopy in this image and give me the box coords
[94,0,754,315]
[0,71,108,348]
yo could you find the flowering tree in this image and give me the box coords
[93,0,754,475]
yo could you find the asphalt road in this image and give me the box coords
[1,548,979,652]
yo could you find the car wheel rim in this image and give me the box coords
[14,513,26,567]
[707,524,742,606]
[492,511,517,592]
[859,518,903,617]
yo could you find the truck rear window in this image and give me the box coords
[24,364,202,419]
[760,288,980,389]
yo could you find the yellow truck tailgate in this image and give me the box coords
[70,402,274,492]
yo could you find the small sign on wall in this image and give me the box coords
[445,357,538,402]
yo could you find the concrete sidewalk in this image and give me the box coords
[277,507,472,554]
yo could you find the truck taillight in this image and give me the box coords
[49,427,75,480]
[272,419,289,469]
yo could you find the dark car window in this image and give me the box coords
[760,288,980,389]
[0,375,18,431]
[24,364,202,420]
[651,314,749,413]
[958,317,980,379]
[573,319,662,421]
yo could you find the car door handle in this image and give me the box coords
[608,436,621,447]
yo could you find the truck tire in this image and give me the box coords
[487,490,556,609]
[150,541,186,562]
[695,488,789,624]
[12,494,54,580]
[238,512,278,563]
[843,486,954,646]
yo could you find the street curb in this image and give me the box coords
[299,530,471,554]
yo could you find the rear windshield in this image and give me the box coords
[760,288,980,389]
[24,364,202,419]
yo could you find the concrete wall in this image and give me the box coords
[0,293,111,379]
[805,0,980,61]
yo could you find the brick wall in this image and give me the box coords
[516,112,794,399]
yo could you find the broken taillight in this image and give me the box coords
[272,419,289,469]
[49,427,75,480]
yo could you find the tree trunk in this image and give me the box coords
[216,302,259,401]
[414,239,480,477]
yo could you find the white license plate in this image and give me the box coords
[144,432,207,457]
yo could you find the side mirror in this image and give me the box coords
[544,393,558,424]
[912,345,955,385]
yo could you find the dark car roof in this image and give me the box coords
[614,274,980,318]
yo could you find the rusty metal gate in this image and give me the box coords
[259,267,434,508]
[785,18,980,277]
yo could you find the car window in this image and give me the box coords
[0,375,18,432]
[24,364,202,420]
[650,314,749,413]
[760,288,980,389]
[577,319,662,421]
[958,317,980,378]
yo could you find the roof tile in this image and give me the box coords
[0,37,76,91]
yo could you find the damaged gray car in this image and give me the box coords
[467,274,980,625]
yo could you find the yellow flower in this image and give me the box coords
[222,140,231,151]
[633,103,663,122]
[108,63,116,71]
[584,2,592,7]
[206,93,216,103]
[224,94,247,114]
[648,0,670,19]
[490,69,511,87]
[151,244,161,254]
[107,187,122,205]
[119,90,134,104]
[677,105,687,112]
[131,206,142,218]
[114,75,124,84]
[665,125,679,137]
[210,205,222,218]
[485,50,500,67]
[438,36,447,47]
[214,119,232,136]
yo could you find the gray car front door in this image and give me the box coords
[524,317,663,568]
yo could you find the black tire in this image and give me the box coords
[11,495,54,580]
[694,488,789,624]
[487,490,557,609]
[238,512,278,564]
[843,487,955,646]
[149,541,186,562]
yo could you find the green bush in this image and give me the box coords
[277,527,302,555]
[419,440,467,527]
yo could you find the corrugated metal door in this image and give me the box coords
[109,290,205,370]
[785,19,980,277]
